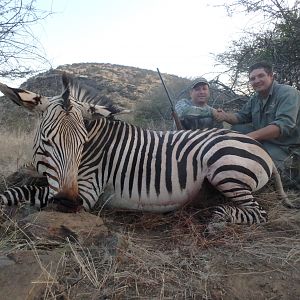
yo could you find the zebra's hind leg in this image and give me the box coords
[211,196,268,225]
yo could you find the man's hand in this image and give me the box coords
[212,108,227,122]
[213,108,239,124]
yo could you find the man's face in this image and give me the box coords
[190,84,210,106]
[249,68,274,96]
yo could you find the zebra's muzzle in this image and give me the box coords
[50,196,83,213]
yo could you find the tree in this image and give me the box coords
[0,0,52,79]
[132,77,191,130]
[215,0,300,90]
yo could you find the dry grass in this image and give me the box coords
[0,129,34,177]
[0,195,299,299]
[0,129,299,299]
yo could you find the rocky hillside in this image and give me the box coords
[21,63,188,109]
[0,63,245,131]
[0,63,190,130]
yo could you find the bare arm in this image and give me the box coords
[247,124,280,141]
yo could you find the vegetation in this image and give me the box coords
[0,128,34,177]
[0,0,52,79]
[132,77,190,130]
[215,0,300,90]
[0,183,299,299]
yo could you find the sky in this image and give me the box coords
[3,0,258,88]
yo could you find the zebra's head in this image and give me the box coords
[0,73,128,212]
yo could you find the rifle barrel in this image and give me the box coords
[157,68,183,130]
[156,68,174,110]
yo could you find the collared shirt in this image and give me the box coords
[235,81,300,147]
[175,98,223,130]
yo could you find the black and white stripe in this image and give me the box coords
[77,121,273,223]
[0,75,287,224]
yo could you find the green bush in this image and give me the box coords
[132,77,190,131]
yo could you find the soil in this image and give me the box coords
[1,64,299,298]
[0,175,299,299]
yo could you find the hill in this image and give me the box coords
[0,62,244,131]
[0,63,191,131]
[21,63,189,109]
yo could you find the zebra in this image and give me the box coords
[0,74,288,224]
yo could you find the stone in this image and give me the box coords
[18,211,108,246]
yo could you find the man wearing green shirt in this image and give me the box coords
[215,61,300,189]
[175,77,222,130]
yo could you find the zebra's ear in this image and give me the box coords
[80,102,130,120]
[0,82,49,112]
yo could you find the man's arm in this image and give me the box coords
[175,99,213,118]
[247,124,280,141]
[214,109,281,140]
[213,109,240,124]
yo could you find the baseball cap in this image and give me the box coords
[191,77,210,89]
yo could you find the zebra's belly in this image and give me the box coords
[100,183,202,212]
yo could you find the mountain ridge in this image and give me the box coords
[1,62,243,131]
[21,63,190,109]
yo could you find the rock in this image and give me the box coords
[0,211,122,300]
[18,211,109,246]
[0,250,64,300]
[0,255,15,267]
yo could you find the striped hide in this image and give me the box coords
[0,74,287,224]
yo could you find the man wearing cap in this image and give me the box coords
[175,77,222,130]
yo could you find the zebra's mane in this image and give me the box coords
[64,74,124,115]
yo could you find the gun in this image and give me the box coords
[157,68,183,130]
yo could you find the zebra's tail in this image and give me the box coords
[272,163,290,205]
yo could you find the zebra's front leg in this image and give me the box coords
[211,197,268,224]
[0,186,50,209]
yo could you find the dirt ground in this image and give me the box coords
[0,175,299,299]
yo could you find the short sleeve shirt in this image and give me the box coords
[235,81,300,147]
